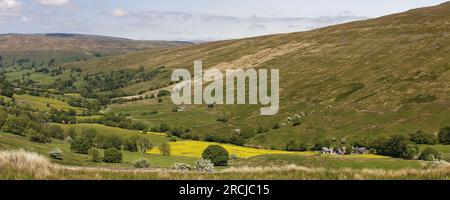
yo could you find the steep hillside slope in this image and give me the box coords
[0,33,190,63]
[71,2,450,148]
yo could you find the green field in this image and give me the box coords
[57,123,170,145]
[15,94,85,113]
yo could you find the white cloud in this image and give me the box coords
[0,0,22,24]
[38,0,69,6]
[112,8,128,17]
[21,15,32,22]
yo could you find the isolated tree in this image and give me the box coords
[202,145,229,166]
[88,148,102,162]
[103,148,122,163]
[159,142,171,156]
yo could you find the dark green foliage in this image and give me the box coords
[29,129,50,143]
[157,90,171,97]
[285,140,309,151]
[419,147,442,161]
[311,137,332,151]
[372,135,419,159]
[409,131,438,145]
[438,127,450,144]
[159,123,170,132]
[103,148,122,163]
[47,125,64,140]
[100,135,122,150]
[130,122,147,131]
[133,159,150,169]
[70,128,97,154]
[202,145,230,166]
[123,136,152,152]
[0,109,7,128]
[170,127,185,137]
[2,115,30,136]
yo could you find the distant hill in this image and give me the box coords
[0,33,191,64]
[68,2,450,147]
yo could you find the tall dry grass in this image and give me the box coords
[0,149,56,179]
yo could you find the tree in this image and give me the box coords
[0,109,7,128]
[29,129,50,143]
[438,127,450,144]
[103,148,122,163]
[2,115,29,136]
[201,145,229,166]
[131,122,147,131]
[65,127,77,139]
[101,135,122,150]
[136,137,152,153]
[159,142,171,156]
[88,148,102,162]
[70,128,97,154]
[47,124,64,140]
[374,135,419,160]
[401,143,419,160]
[159,123,170,132]
[409,131,438,145]
[419,147,442,161]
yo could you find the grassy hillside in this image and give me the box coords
[81,2,450,148]
[0,33,190,64]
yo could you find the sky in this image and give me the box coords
[0,0,448,41]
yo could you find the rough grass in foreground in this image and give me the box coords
[1,150,449,180]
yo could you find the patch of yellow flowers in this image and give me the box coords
[147,140,315,158]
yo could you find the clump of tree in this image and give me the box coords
[438,127,450,144]
[202,145,230,166]
[409,131,438,145]
[103,148,122,163]
[419,147,442,161]
[70,128,98,154]
[123,136,152,153]
[371,135,419,160]
[285,140,310,151]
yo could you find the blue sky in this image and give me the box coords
[0,0,447,41]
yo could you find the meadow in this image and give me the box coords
[57,123,170,145]
[148,140,315,158]
[15,94,85,113]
